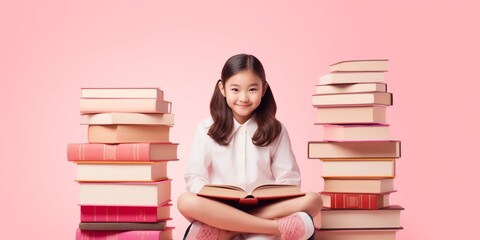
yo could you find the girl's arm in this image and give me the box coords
[184,121,212,193]
[270,124,302,187]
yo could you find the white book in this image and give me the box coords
[76,162,168,182]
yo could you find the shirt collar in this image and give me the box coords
[227,115,258,141]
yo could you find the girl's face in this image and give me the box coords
[219,70,266,124]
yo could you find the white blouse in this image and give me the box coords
[184,115,301,194]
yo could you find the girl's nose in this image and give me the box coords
[239,92,248,102]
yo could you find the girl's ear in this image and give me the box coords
[262,82,269,96]
[218,80,226,97]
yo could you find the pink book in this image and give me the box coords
[67,143,178,161]
[76,228,173,240]
[81,203,171,222]
[79,180,172,207]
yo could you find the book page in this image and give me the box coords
[197,184,247,199]
[252,184,304,198]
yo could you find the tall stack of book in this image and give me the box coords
[308,60,403,240]
[67,88,177,240]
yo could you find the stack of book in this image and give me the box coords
[308,60,403,240]
[67,88,177,240]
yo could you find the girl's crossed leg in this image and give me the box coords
[177,192,322,239]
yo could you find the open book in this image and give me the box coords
[197,184,305,206]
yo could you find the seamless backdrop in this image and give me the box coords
[1,1,479,239]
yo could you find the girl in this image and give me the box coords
[177,54,322,240]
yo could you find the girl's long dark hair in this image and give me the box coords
[208,54,282,146]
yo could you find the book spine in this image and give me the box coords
[80,206,158,222]
[327,193,381,209]
[76,229,160,240]
[68,143,151,161]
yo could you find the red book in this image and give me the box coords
[67,143,178,161]
[81,204,171,223]
[320,192,392,209]
[76,228,173,240]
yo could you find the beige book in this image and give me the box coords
[80,113,174,125]
[315,106,386,125]
[323,179,395,194]
[322,160,396,178]
[88,125,170,144]
[319,72,385,85]
[330,59,389,72]
[76,162,168,182]
[314,228,401,240]
[80,98,171,114]
[308,141,401,159]
[79,180,171,206]
[315,83,387,94]
[315,205,403,229]
[312,92,392,107]
[81,88,163,99]
[322,124,390,141]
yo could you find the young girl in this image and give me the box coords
[177,54,322,240]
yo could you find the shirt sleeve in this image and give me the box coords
[270,124,302,187]
[184,121,212,193]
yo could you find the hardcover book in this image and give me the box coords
[322,124,390,141]
[312,92,392,107]
[80,98,171,114]
[81,88,164,99]
[80,113,175,125]
[320,192,391,209]
[323,179,395,194]
[75,161,168,182]
[329,59,389,72]
[314,228,401,240]
[322,159,396,178]
[315,205,404,229]
[308,141,401,159]
[87,125,170,144]
[318,72,385,85]
[79,180,171,207]
[315,82,387,94]
[314,106,387,125]
[79,221,167,231]
[197,184,304,206]
[76,228,173,240]
[67,143,178,161]
[81,204,171,222]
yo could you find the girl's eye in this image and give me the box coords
[230,88,239,92]
[249,88,258,92]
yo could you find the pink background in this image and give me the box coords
[1,1,479,239]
